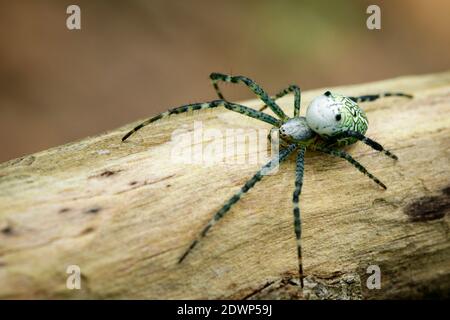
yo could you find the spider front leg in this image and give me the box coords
[209,73,289,121]
[292,146,306,288]
[259,85,302,118]
[349,92,412,103]
[327,130,398,160]
[315,146,387,189]
[178,143,298,263]
[121,100,280,141]
[224,101,282,127]
[122,100,225,141]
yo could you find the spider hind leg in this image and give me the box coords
[327,130,398,160]
[349,92,413,103]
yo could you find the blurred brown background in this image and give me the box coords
[0,0,449,162]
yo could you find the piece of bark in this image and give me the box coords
[0,71,449,299]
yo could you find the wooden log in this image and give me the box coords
[0,71,449,299]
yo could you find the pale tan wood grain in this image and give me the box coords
[0,71,449,299]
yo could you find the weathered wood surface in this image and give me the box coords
[0,71,449,299]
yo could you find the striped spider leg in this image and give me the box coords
[349,92,413,103]
[178,143,298,263]
[314,145,387,190]
[259,85,301,117]
[121,100,281,142]
[293,146,306,287]
[209,73,289,121]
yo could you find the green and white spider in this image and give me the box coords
[122,73,412,288]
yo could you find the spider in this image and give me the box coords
[121,73,412,288]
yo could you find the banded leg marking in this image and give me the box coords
[328,130,398,160]
[349,92,413,103]
[315,146,387,189]
[121,99,280,142]
[224,102,281,127]
[122,100,224,141]
[178,143,298,263]
[260,85,302,118]
[293,146,306,288]
[210,73,288,120]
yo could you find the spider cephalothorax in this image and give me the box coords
[122,73,412,288]
[278,117,315,144]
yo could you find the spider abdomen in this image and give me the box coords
[306,91,368,146]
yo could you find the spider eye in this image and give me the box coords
[335,114,341,121]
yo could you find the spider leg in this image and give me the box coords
[224,101,282,127]
[178,143,298,263]
[349,92,412,103]
[327,130,398,160]
[292,146,306,288]
[315,146,387,189]
[121,100,280,142]
[209,73,289,121]
[122,100,224,141]
[259,85,302,118]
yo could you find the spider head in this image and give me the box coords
[305,91,368,137]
